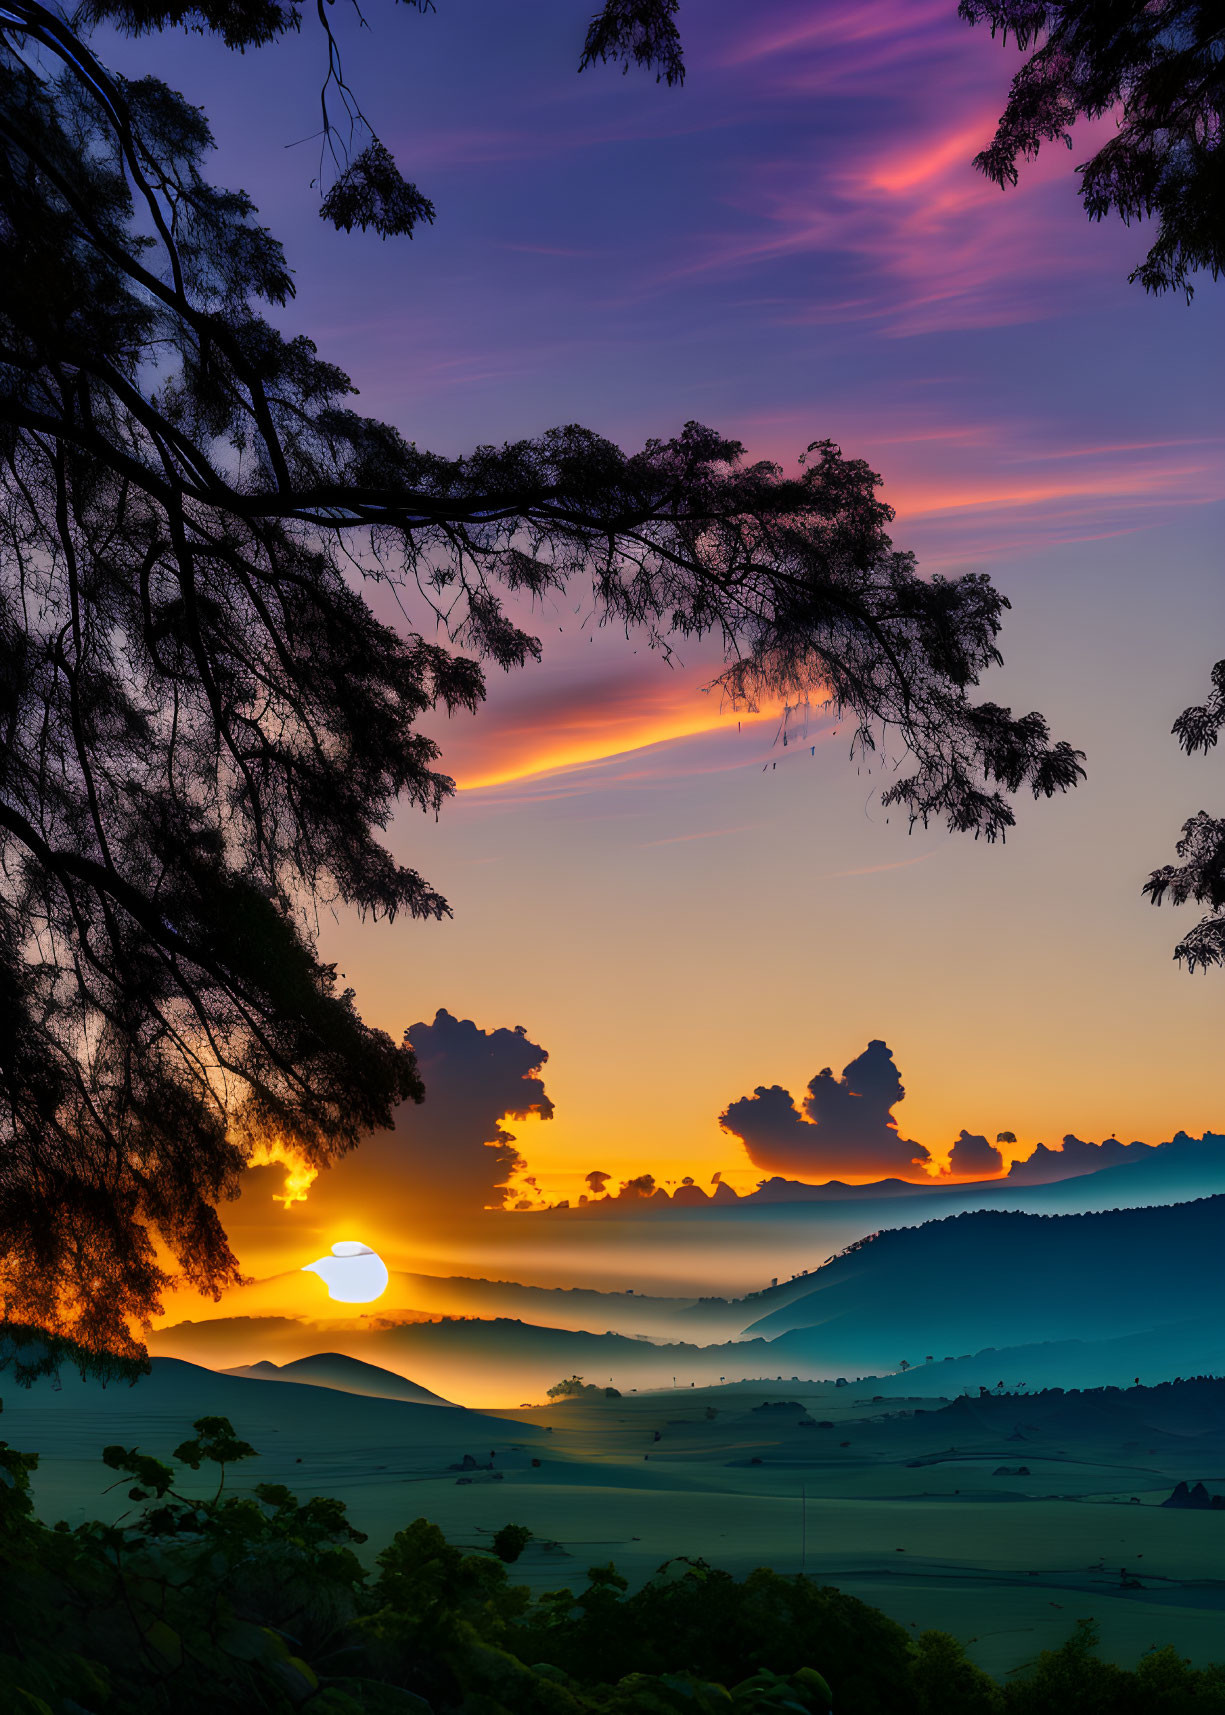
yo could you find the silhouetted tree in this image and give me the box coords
[618,1174,660,1201]
[490,1522,533,1564]
[0,0,1083,1357]
[961,1,1223,298]
[546,1374,611,1401]
[1144,663,1225,968]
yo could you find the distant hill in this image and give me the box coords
[0,1356,544,1531]
[154,1268,760,1344]
[152,1259,1222,1407]
[738,1176,938,1202]
[146,1198,1223,1406]
[2,1354,536,1438]
[223,1353,453,1406]
[379,1275,751,1340]
[741,1197,1225,1366]
[840,1318,1222,1396]
[143,1139,1225,1351]
[152,1314,752,1404]
[921,1375,1225,1447]
[496,1135,1225,1304]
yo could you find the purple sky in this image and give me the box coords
[103,2,1225,1213]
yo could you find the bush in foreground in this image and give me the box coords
[2,1412,1223,1714]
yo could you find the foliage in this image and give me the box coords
[0,1321,148,1387]
[510,1559,913,1714]
[961,1,1223,298]
[3,1412,1225,1712]
[578,0,685,88]
[491,1525,532,1566]
[1143,661,1225,970]
[910,1630,1003,1715]
[0,1410,378,1713]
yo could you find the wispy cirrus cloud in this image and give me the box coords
[714,0,954,79]
[579,1,1131,337]
[421,412,1221,802]
[664,106,1126,336]
[445,716,816,813]
[738,404,1225,566]
[890,441,1223,520]
[886,436,1225,564]
[637,822,761,849]
[435,656,785,794]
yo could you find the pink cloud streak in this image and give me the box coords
[676,106,1127,336]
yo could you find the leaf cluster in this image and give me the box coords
[1,1411,378,1713]
[545,1376,620,1401]
[1143,660,1225,969]
[579,0,685,88]
[961,1,1224,297]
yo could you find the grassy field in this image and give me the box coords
[7,1363,1222,1681]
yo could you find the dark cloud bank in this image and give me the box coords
[942,1131,1004,1178]
[245,1015,1220,1223]
[402,1009,553,1209]
[1006,1133,1153,1183]
[245,1010,553,1225]
[719,1040,931,1181]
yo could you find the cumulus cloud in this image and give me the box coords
[1006,1133,1152,1184]
[388,1009,553,1210]
[240,1009,553,1227]
[719,1040,931,1182]
[941,1130,1005,1178]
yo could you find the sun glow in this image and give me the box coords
[247,1139,319,1207]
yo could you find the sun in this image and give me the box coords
[302,1240,390,1304]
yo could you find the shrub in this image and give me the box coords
[546,1376,620,1402]
[492,1524,534,1565]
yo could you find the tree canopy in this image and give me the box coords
[961,0,1223,299]
[1144,664,1225,970]
[0,0,1084,1357]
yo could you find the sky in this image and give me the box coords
[103,1,1224,1270]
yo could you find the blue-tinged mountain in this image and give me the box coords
[742,1197,1225,1361]
[857,1322,1221,1397]
[150,1198,1224,1401]
[507,1134,1225,1298]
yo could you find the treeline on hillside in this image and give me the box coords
[2,1413,1223,1714]
[824,1196,1225,1267]
[741,1198,1225,1345]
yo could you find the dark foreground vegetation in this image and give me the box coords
[3,1413,1223,1715]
